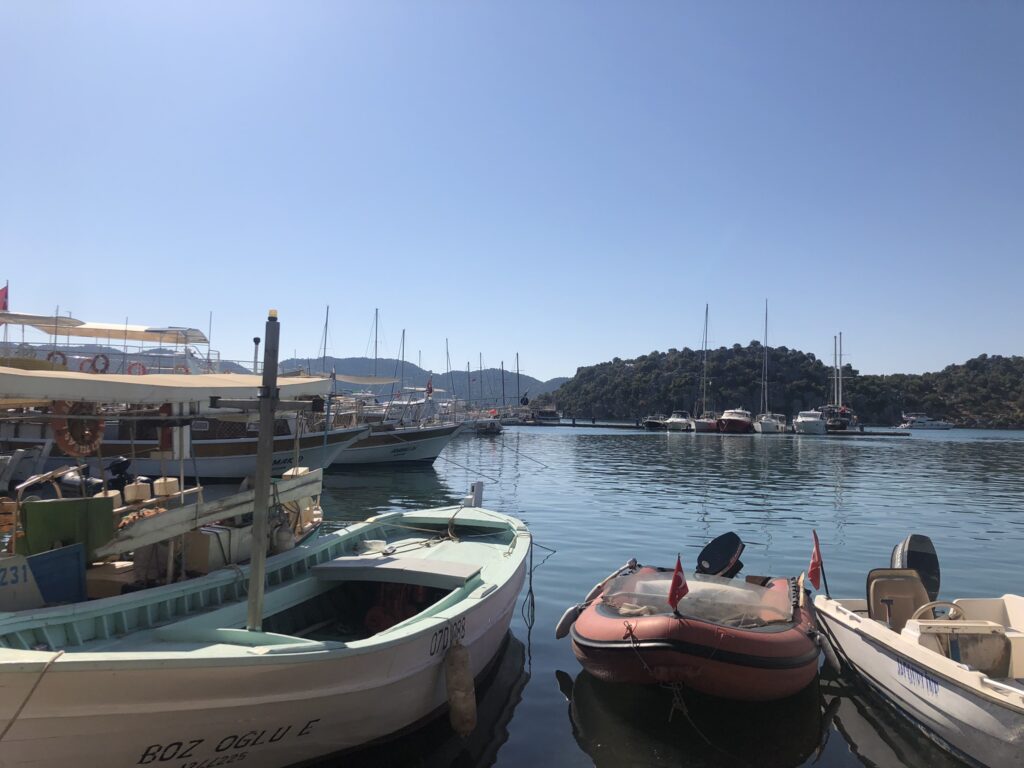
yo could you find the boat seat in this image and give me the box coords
[905,620,1013,678]
[311,556,481,591]
[867,568,930,633]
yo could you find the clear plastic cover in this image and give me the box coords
[601,570,794,627]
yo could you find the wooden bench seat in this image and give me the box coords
[311,556,481,590]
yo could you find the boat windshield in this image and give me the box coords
[601,571,794,627]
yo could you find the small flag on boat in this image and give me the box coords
[668,554,689,610]
[0,282,7,312]
[808,530,823,590]
[425,376,433,396]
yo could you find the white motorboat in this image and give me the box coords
[0,496,530,768]
[690,412,719,433]
[473,416,503,435]
[815,534,1024,767]
[793,410,827,435]
[899,413,953,430]
[753,413,787,434]
[664,410,693,432]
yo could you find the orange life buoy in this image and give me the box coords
[127,361,147,376]
[46,350,67,366]
[174,364,190,375]
[78,358,92,372]
[51,401,105,457]
[92,353,110,373]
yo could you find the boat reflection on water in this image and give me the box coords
[311,633,529,768]
[555,669,823,768]
[557,665,971,768]
[819,666,969,768]
[320,466,459,520]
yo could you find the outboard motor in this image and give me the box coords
[105,456,136,493]
[58,469,104,498]
[695,532,745,578]
[891,533,940,601]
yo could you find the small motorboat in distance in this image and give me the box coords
[898,413,953,430]
[664,410,693,432]
[815,533,1024,768]
[642,414,668,431]
[556,533,819,701]
[793,410,827,435]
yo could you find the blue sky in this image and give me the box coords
[2,2,1021,381]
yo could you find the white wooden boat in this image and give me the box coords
[815,535,1024,767]
[331,421,465,466]
[0,500,530,767]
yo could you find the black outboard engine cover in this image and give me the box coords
[892,533,940,602]
[59,472,104,498]
[105,456,134,493]
[695,532,745,578]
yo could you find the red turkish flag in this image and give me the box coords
[808,530,823,590]
[668,554,689,611]
[0,284,7,312]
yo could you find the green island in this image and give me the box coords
[538,344,1024,428]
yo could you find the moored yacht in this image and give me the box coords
[793,410,827,435]
[642,413,668,431]
[717,408,754,434]
[898,413,953,430]
[664,410,693,432]
[753,413,788,434]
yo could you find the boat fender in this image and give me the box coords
[816,631,842,674]
[445,641,477,737]
[555,604,583,640]
[271,524,295,554]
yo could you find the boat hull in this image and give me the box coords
[816,603,1024,767]
[331,423,463,466]
[794,420,827,435]
[690,419,717,433]
[753,418,787,434]
[717,418,754,434]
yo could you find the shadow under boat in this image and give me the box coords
[819,664,969,768]
[303,632,530,768]
[555,668,823,768]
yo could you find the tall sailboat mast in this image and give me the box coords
[516,353,521,404]
[700,304,709,414]
[839,332,844,407]
[761,300,769,414]
[501,361,506,408]
[373,307,379,378]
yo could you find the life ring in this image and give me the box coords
[127,361,147,376]
[174,364,190,375]
[46,350,67,366]
[51,400,105,457]
[92,353,110,373]
[78,358,92,372]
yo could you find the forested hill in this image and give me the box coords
[545,345,1024,428]
[278,355,567,404]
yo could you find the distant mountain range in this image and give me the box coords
[278,356,568,405]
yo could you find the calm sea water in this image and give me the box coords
[319,427,1024,768]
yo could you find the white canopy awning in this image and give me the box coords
[0,367,331,406]
[333,373,400,385]
[0,312,208,344]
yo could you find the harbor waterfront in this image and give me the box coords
[326,426,1024,768]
